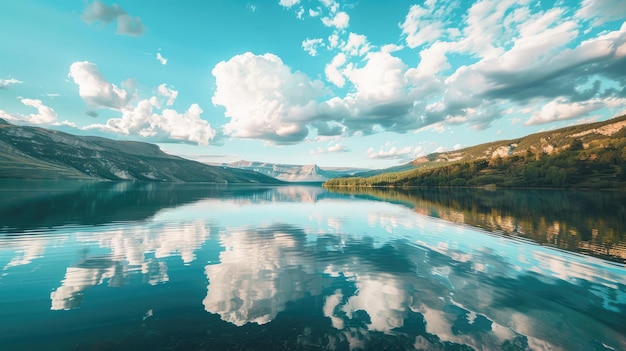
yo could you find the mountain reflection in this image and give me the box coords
[328,187,626,263]
[197,199,625,350]
[0,181,332,233]
[1,183,624,350]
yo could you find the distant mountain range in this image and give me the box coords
[327,114,626,188]
[4,113,626,187]
[223,160,368,182]
[0,118,281,184]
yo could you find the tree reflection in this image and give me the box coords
[328,187,626,263]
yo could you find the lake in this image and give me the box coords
[0,181,624,351]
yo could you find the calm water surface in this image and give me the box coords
[0,181,624,351]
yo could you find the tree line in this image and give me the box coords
[324,137,626,189]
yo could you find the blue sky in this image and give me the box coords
[1,0,625,168]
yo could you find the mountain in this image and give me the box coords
[224,160,368,182]
[326,114,626,189]
[0,118,282,183]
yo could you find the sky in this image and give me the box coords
[1,0,625,169]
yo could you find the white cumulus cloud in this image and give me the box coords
[86,100,216,145]
[310,143,348,156]
[525,97,626,126]
[156,52,168,65]
[82,0,145,36]
[343,52,411,105]
[212,52,328,144]
[278,0,300,8]
[401,2,445,49]
[576,0,626,25]
[70,61,214,144]
[325,53,347,88]
[302,38,324,56]
[0,78,22,89]
[342,33,371,56]
[1,98,63,126]
[367,145,414,160]
[69,61,131,110]
[157,84,178,106]
[19,98,58,125]
[322,11,350,29]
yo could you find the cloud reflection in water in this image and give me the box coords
[0,184,623,350]
[197,193,626,351]
[50,220,211,310]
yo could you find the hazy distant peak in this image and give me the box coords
[227,160,365,182]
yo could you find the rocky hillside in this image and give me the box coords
[326,114,626,189]
[354,114,626,179]
[0,119,282,183]
[225,160,368,182]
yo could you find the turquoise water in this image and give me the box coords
[0,181,624,350]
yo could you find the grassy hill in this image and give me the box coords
[325,114,626,189]
[0,118,282,184]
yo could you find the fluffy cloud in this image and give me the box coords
[397,1,626,129]
[82,0,145,36]
[322,11,350,29]
[310,143,348,156]
[213,1,626,145]
[278,0,300,8]
[212,52,327,144]
[342,33,371,56]
[86,100,216,145]
[302,38,324,56]
[576,0,626,25]
[69,61,131,110]
[157,84,178,106]
[367,145,414,160]
[324,53,347,88]
[320,0,339,13]
[342,52,414,108]
[20,98,58,125]
[1,98,59,125]
[381,44,404,53]
[328,32,340,49]
[0,78,22,89]
[70,61,215,144]
[210,51,430,142]
[156,52,167,65]
[442,17,626,125]
[400,2,445,49]
[526,97,626,126]
[411,41,453,78]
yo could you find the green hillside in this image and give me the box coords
[325,115,626,189]
[0,119,282,184]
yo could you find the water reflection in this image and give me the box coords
[49,220,211,310]
[329,187,626,263]
[203,224,321,326]
[51,255,121,310]
[0,182,624,350]
[0,180,319,232]
[195,196,623,350]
